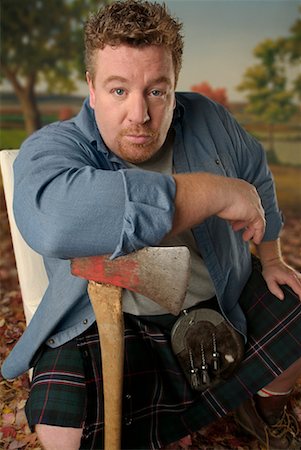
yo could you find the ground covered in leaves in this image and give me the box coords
[1,185,301,449]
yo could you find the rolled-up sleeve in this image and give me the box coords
[113,169,176,258]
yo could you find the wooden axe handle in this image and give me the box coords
[87,281,124,450]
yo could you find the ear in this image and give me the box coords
[86,71,96,109]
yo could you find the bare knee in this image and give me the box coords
[36,424,83,450]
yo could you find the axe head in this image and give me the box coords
[71,246,190,316]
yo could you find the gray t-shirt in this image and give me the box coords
[122,134,216,315]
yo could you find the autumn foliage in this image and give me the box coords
[191,81,230,109]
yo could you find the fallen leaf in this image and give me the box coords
[2,412,15,425]
[15,409,27,427]
[0,425,17,438]
[2,406,13,414]
[8,439,27,449]
[17,399,26,410]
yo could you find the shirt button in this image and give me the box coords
[48,338,55,345]
[215,159,220,165]
[125,394,131,400]
[83,319,88,325]
[83,350,89,358]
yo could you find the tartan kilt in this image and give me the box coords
[25,259,301,450]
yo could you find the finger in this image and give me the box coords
[242,226,255,242]
[286,272,301,301]
[251,227,265,245]
[242,224,265,245]
[231,221,247,232]
[266,279,285,301]
[232,218,265,243]
[250,217,266,244]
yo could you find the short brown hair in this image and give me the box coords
[84,0,184,85]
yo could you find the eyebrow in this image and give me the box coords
[103,75,173,87]
[103,76,128,86]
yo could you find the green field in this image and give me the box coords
[272,141,301,166]
[270,164,301,214]
[0,128,28,149]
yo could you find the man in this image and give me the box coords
[2,1,301,449]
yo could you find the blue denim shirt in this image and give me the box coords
[1,93,282,379]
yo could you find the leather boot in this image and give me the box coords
[235,395,300,450]
[255,393,292,425]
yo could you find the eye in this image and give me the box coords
[150,89,164,97]
[113,88,125,96]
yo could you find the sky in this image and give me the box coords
[161,0,300,101]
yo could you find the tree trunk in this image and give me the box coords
[2,68,42,135]
[17,88,42,135]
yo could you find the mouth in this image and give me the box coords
[124,134,153,145]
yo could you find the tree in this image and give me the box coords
[0,0,109,134]
[237,39,298,151]
[279,10,301,99]
[191,81,230,110]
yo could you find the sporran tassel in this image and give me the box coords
[212,332,220,372]
[188,348,200,390]
[200,343,210,386]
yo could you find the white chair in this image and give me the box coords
[0,150,48,325]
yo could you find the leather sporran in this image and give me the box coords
[171,308,244,392]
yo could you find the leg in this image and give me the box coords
[252,356,301,426]
[25,339,89,449]
[264,355,301,392]
[235,358,301,449]
[36,425,83,450]
[235,263,301,448]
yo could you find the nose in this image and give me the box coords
[127,93,150,124]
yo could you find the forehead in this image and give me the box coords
[94,44,175,85]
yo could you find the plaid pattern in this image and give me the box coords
[182,259,301,432]
[26,260,301,449]
[25,338,87,428]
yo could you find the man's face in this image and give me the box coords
[87,44,176,163]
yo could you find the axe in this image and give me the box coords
[71,246,190,450]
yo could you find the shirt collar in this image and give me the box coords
[74,97,102,145]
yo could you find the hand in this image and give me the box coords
[261,258,301,301]
[216,178,266,245]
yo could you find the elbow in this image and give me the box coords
[31,220,87,259]
[32,229,68,258]
[14,211,72,259]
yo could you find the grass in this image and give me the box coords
[270,164,301,214]
[0,116,57,150]
[250,131,301,142]
[0,129,28,150]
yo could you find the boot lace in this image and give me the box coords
[264,406,299,450]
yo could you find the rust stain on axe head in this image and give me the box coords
[71,254,140,289]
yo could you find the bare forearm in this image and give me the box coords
[170,172,266,244]
[170,173,223,234]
